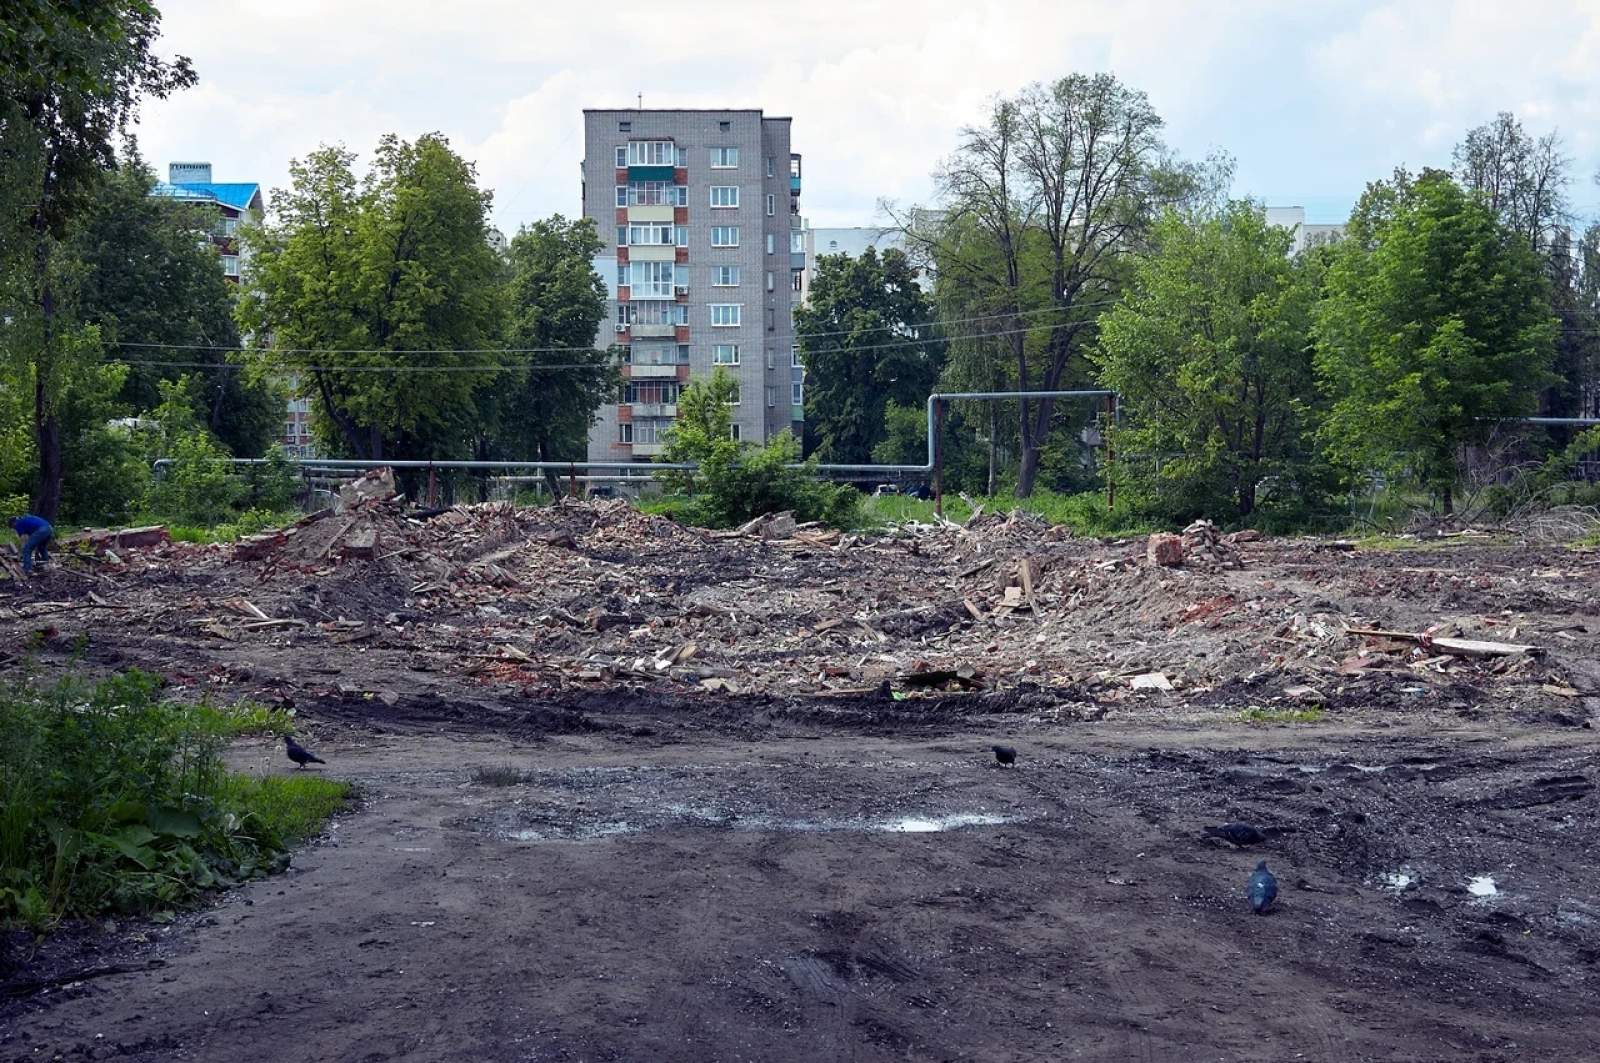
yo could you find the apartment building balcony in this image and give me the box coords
[631,323,677,338]
[632,443,666,457]
[631,403,677,418]
[628,165,675,181]
[629,244,674,262]
[628,363,679,379]
[627,204,674,223]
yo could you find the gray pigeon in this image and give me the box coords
[1247,860,1278,914]
[283,734,325,770]
[1205,823,1267,847]
[991,745,1017,767]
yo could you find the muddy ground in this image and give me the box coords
[1,510,1597,1061]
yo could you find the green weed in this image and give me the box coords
[0,671,344,932]
[1238,706,1326,725]
[471,764,531,787]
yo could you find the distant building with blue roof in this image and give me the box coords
[150,162,265,282]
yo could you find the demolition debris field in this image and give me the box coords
[2,496,1599,1061]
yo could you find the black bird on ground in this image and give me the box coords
[1205,823,1267,847]
[991,745,1017,767]
[1247,860,1278,914]
[283,734,326,770]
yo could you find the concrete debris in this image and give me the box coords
[1146,533,1184,567]
[335,466,397,513]
[1131,672,1175,691]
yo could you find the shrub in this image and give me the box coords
[144,430,243,525]
[0,672,345,931]
[659,370,862,528]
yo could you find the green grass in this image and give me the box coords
[861,489,1157,537]
[0,671,345,932]
[471,764,532,787]
[192,700,297,737]
[1238,706,1326,725]
[163,509,300,544]
[213,775,352,844]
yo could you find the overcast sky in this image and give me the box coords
[131,0,1600,234]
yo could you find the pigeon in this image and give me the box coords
[1247,860,1278,915]
[1205,823,1267,847]
[991,744,1017,767]
[283,734,326,770]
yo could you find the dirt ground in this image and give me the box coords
[1,503,1597,1061]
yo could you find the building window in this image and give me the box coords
[766,306,776,331]
[619,423,634,443]
[766,271,774,292]
[765,234,774,255]
[712,265,740,287]
[711,226,739,248]
[677,344,690,363]
[675,225,688,247]
[766,386,776,408]
[617,303,632,325]
[616,225,628,246]
[627,181,679,206]
[628,261,676,298]
[792,271,803,293]
[730,423,742,441]
[711,147,739,168]
[628,222,674,245]
[765,193,775,216]
[615,146,627,167]
[221,255,240,277]
[793,381,805,405]
[618,344,632,364]
[792,345,803,368]
[626,141,675,166]
[719,120,731,131]
[676,146,687,166]
[615,186,627,207]
[619,121,631,132]
[727,382,741,405]
[711,305,742,328]
[617,263,628,288]
[712,343,740,365]
[710,186,739,208]
[675,185,687,206]
[766,156,774,177]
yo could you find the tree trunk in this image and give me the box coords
[986,404,998,495]
[538,437,563,498]
[1441,483,1453,517]
[1017,444,1041,498]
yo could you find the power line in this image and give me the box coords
[112,321,1079,375]
[107,300,1122,359]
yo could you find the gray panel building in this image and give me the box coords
[581,109,804,463]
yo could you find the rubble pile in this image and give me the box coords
[2,485,1595,723]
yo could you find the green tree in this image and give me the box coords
[66,156,280,456]
[1,0,194,519]
[1314,169,1557,514]
[661,370,858,527]
[1094,202,1324,521]
[238,134,504,460]
[795,246,943,463]
[493,215,616,494]
[922,74,1213,496]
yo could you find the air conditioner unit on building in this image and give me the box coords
[614,323,628,333]
[674,285,688,295]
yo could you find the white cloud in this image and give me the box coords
[132,0,1600,230]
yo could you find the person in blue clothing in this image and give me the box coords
[10,514,54,575]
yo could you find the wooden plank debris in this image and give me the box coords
[1347,627,1542,659]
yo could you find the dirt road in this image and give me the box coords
[4,713,1596,1062]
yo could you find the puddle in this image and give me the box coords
[879,813,1010,833]
[499,809,1017,842]
[1380,869,1417,892]
[1467,875,1498,897]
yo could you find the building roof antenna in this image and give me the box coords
[637,92,643,110]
